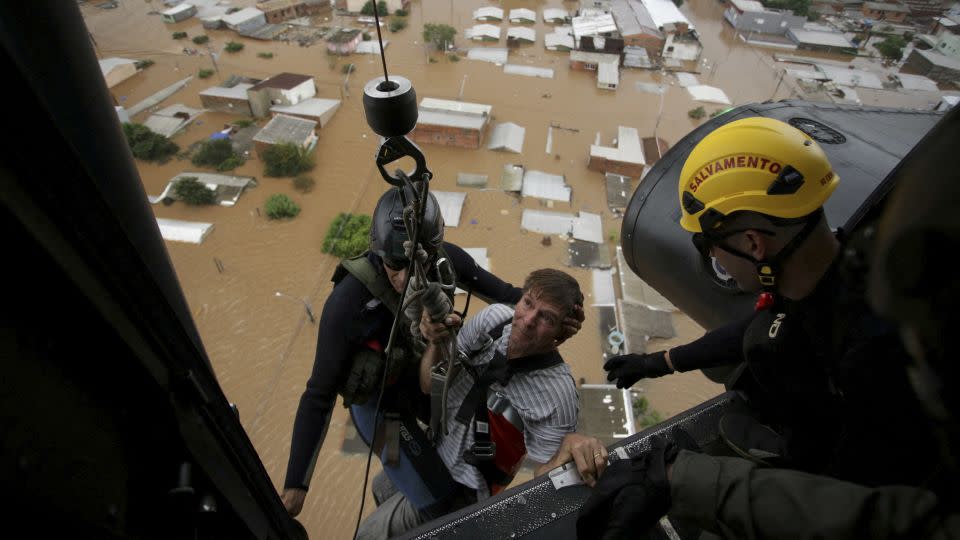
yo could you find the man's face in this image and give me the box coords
[510,290,564,356]
[382,260,407,293]
[709,239,762,293]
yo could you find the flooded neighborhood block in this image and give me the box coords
[157,218,214,244]
[487,122,526,153]
[457,173,488,188]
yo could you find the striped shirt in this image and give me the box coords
[437,304,578,498]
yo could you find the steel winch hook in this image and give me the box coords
[363,76,434,188]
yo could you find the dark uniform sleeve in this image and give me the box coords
[669,316,751,372]
[669,450,956,539]
[283,276,370,490]
[443,241,523,305]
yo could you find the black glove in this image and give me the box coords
[576,436,678,540]
[604,351,672,389]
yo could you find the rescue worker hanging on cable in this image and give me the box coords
[578,108,960,540]
[603,117,937,487]
[280,185,583,529]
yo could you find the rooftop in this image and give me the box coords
[590,126,645,164]
[473,6,504,20]
[863,1,911,12]
[509,8,537,21]
[163,3,195,15]
[253,114,317,144]
[789,28,856,48]
[642,0,694,30]
[916,48,960,70]
[327,28,361,43]
[728,0,768,12]
[507,27,536,41]
[200,82,254,100]
[250,72,313,91]
[98,57,136,75]
[543,8,569,21]
[222,6,264,24]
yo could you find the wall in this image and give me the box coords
[623,33,665,59]
[280,79,317,104]
[862,7,908,22]
[409,124,483,148]
[227,13,268,33]
[587,156,644,177]
[104,63,137,88]
[200,94,253,115]
[936,32,960,57]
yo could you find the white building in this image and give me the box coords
[466,24,501,41]
[509,8,536,23]
[473,6,504,21]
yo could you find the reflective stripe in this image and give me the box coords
[488,391,524,432]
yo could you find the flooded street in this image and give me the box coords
[79,0,940,536]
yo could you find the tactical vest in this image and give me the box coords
[334,250,455,407]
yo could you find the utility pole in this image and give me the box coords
[770,69,786,101]
[458,74,467,100]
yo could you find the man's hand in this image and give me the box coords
[603,351,672,389]
[557,304,585,345]
[536,432,608,487]
[576,436,677,539]
[419,311,461,343]
[281,488,306,517]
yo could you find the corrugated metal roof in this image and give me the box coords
[592,269,616,306]
[676,72,699,87]
[457,173,488,187]
[572,13,617,40]
[270,98,341,125]
[487,122,526,153]
[467,48,509,64]
[687,85,732,104]
[466,24,501,40]
[729,0,768,12]
[431,191,467,227]
[98,57,136,75]
[570,50,620,65]
[157,218,213,244]
[503,64,554,78]
[420,97,492,116]
[543,8,569,22]
[545,32,575,50]
[598,62,619,88]
[200,82,254,100]
[356,40,389,53]
[788,29,855,48]
[163,3,195,15]
[222,6,263,24]
[501,164,524,191]
[509,8,536,22]
[521,209,576,235]
[625,47,654,69]
[253,114,316,144]
[572,212,603,243]
[863,1,911,12]
[818,64,884,88]
[473,6,504,20]
[521,170,571,202]
[591,126,645,164]
[896,73,939,92]
[641,0,693,30]
[916,49,960,70]
[250,72,313,91]
[507,27,536,42]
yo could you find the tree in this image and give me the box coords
[423,23,456,50]
[262,143,315,177]
[389,18,408,32]
[192,139,236,168]
[172,31,188,40]
[198,69,214,79]
[394,8,408,16]
[173,177,216,205]
[875,35,907,61]
[762,0,810,17]
[322,213,372,258]
[135,59,155,70]
[224,41,244,53]
[688,106,707,120]
[265,194,301,220]
[192,35,209,45]
[360,0,387,15]
[122,122,179,162]
[672,0,683,6]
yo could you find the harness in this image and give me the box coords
[447,318,563,493]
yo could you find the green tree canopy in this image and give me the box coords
[191,139,236,168]
[265,194,301,220]
[875,35,907,61]
[360,0,387,15]
[322,213,372,258]
[762,0,810,17]
[262,142,315,177]
[423,23,457,50]
[122,122,179,162]
[173,177,216,205]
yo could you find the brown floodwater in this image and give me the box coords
[79,0,938,537]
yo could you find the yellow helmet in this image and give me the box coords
[678,117,840,233]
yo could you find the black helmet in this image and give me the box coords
[370,186,444,266]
